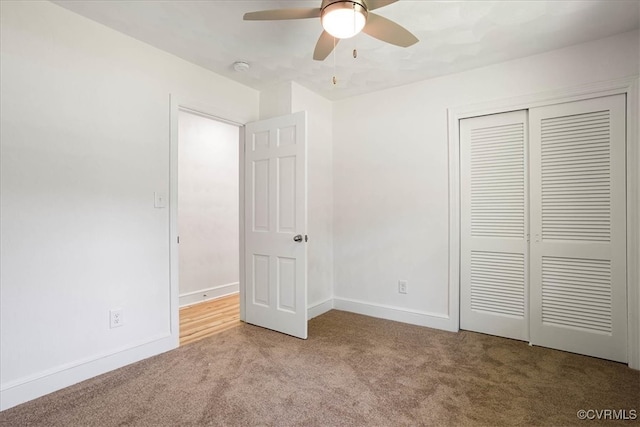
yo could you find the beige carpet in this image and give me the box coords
[1,310,638,426]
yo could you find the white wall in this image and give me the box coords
[291,83,334,316]
[259,81,335,318]
[178,111,239,306]
[259,82,294,121]
[0,1,258,410]
[332,30,639,330]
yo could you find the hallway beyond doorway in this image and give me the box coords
[179,294,240,346]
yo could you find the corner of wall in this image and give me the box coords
[308,298,334,320]
[259,81,294,120]
[290,82,335,308]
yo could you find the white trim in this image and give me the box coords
[179,283,239,308]
[169,94,247,346]
[170,95,249,127]
[308,298,334,320]
[447,76,639,368]
[447,107,461,332]
[239,126,246,322]
[625,79,639,370]
[0,334,174,411]
[169,94,180,350]
[333,297,455,332]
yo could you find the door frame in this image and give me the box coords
[447,77,639,368]
[169,94,250,347]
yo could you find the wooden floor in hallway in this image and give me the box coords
[179,293,241,346]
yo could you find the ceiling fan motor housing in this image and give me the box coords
[321,0,368,11]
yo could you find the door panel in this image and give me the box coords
[277,256,297,312]
[278,156,296,232]
[460,110,529,341]
[244,112,308,339]
[529,94,626,362]
[253,254,270,306]
[253,160,270,231]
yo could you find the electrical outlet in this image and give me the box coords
[398,280,408,294]
[110,308,124,328]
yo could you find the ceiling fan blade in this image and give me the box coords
[365,0,399,11]
[313,31,340,61]
[362,12,418,47]
[243,8,321,21]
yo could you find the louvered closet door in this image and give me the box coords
[529,94,626,362]
[460,111,529,341]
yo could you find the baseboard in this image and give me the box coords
[333,297,456,332]
[0,334,176,411]
[308,298,334,320]
[179,282,239,307]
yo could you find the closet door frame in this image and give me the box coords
[447,77,639,369]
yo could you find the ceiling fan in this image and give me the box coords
[243,0,419,60]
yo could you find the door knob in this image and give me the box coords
[293,234,303,242]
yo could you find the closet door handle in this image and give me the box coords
[293,234,303,242]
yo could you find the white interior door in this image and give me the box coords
[529,94,627,362]
[244,111,308,339]
[460,110,529,341]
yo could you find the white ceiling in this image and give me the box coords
[53,0,640,101]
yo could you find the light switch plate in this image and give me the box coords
[154,191,166,208]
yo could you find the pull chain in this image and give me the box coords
[332,36,337,85]
[353,1,358,59]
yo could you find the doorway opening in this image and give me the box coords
[176,109,241,345]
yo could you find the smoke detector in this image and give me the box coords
[233,61,250,72]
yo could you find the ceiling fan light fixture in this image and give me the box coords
[321,1,367,39]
